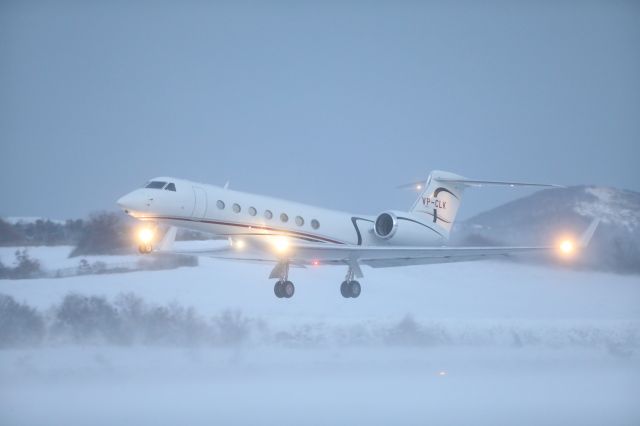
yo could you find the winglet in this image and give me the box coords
[579,219,600,248]
[158,226,178,251]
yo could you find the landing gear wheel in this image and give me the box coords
[274,280,285,298]
[340,281,350,298]
[340,280,361,298]
[349,281,361,298]
[274,280,295,298]
[138,243,152,254]
[282,281,295,298]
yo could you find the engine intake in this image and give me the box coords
[374,212,398,239]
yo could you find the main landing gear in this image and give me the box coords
[340,265,362,298]
[340,280,361,298]
[272,262,295,299]
[270,261,362,299]
[274,280,295,298]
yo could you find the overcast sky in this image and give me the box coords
[1,0,639,220]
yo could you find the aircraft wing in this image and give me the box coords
[282,243,552,267]
[157,220,599,275]
[260,243,558,278]
[162,240,552,271]
[257,219,599,271]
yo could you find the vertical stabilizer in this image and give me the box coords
[408,170,562,240]
[410,171,467,238]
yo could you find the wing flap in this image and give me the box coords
[363,255,496,268]
[290,244,551,265]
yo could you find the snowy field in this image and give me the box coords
[1,247,639,425]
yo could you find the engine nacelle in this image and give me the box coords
[372,210,444,245]
[373,211,399,239]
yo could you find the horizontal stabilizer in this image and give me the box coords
[436,178,564,188]
[399,175,563,190]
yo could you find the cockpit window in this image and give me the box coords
[165,183,176,191]
[145,181,167,189]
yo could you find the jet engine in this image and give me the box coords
[372,210,444,245]
[373,211,399,239]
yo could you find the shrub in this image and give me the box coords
[70,212,132,257]
[8,250,42,279]
[0,294,45,347]
[212,310,251,345]
[51,294,124,344]
[0,219,24,244]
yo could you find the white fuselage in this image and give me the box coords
[117,177,445,247]
[114,171,571,300]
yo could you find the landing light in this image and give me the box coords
[138,228,154,244]
[416,184,422,190]
[233,239,246,250]
[559,239,575,255]
[273,236,289,253]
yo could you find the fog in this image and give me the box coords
[2,293,637,350]
[3,346,637,426]
[2,292,639,426]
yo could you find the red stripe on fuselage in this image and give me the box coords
[145,216,347,245]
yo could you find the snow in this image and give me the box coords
[0,246,137,270]
[1,248,639,425]
[2,252,638,322]
[574,186,640,231]
[2,346,638,426]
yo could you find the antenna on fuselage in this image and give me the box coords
[223,181,230,190]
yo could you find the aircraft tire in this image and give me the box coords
[340,281,351,298]
[349,281,361,298]
[283,281,295,298]
[138,243,152,254]
[274,281,285,298]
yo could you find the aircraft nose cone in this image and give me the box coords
[117,189,153,215]
[117,193,136,210]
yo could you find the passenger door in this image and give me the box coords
[192,186,207,218]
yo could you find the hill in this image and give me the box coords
[453,186,640,273]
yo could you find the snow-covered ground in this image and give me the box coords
[0,245,137,271]
[1,248,639,425]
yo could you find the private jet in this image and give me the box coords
[116,170,598,299]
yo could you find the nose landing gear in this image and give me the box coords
[138,243,153,254]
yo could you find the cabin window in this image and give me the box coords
[145,181,167,189]
[311,219,320,229]
[280,213,289,223]
[232,203,241,213]
[217,200,225,209]
[295,216,304,226]
[264,210,273,219]
[165,183,176,191]
[248,207,257,216]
